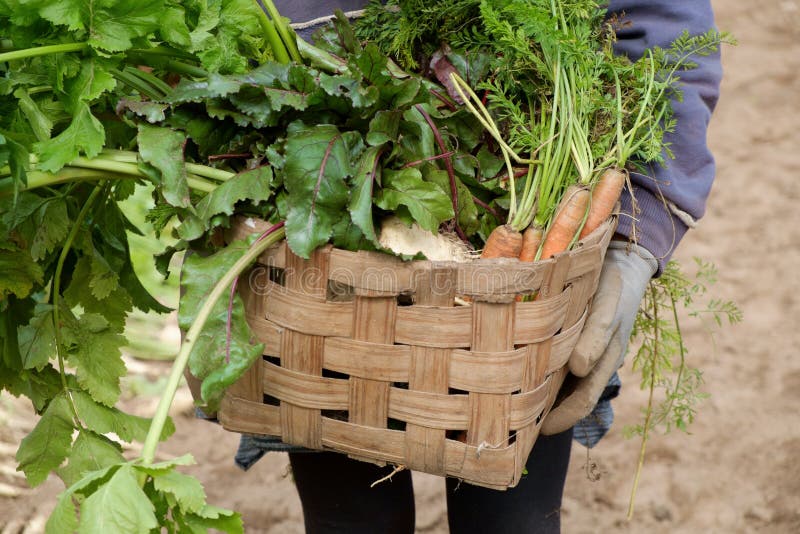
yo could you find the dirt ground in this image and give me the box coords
[2,1,799,532]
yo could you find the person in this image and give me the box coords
[232,1,724,532]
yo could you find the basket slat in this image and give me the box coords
[508,381,551,429]
[264,363,348,410]
[389,388,468,429]
[448,347,529,394]
[444,440,514,490]
[323,337,411,382]
[347,294,397,464]
[467,301,514,448]
[547,309,587,374]
[404,265,456,475]
[219,394,280,435]
[264,282,354,337]
[322,419,406,465]
[513,289,571,343]
[394,306,472,348]
[278,247,330,448]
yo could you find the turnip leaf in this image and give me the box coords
[374,168,454,233]
[78,464,159,533]
[16,394,74,487]
[34,103,105,173]
[58,430,125,488]
[137,124,191,209]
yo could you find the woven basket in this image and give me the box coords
[216,216,616,490]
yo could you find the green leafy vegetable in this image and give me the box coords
[137,124,191,208]
[374,168,454,233]
[34,103,105,173]
[79,464,159,533]
[16,394,75,487]
[178,236,265,411]
[284,124,353,258]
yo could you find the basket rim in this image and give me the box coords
[228,214,616,269]
[230,215,616,299]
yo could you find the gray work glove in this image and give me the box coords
[541,239,658,435]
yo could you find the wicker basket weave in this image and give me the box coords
[216,216,616,490]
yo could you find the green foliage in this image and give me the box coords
[624,258,741,516]
[349,145,383,245]
[283,124,354,258]
[34,103,105,172]
[194,165,273,225]
[137,125,192,209]
[178,236,264,412]
[16,394,75,486]
[58,430,125,488]
[374,168,454,233]
[627,259,741,438]
[356,0,483,69]
[60,309,127,407]
[80,464,159,533]
[0,239,43,298]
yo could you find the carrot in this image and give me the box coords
[580,167,626,239]
[518,225,544,262]
[539,185,590,259]
[480,224,523,258]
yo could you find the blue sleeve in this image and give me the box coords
[607,0,724,273]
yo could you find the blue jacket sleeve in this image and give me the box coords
[607,0,724,272]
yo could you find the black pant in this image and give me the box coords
[288,428,573,533]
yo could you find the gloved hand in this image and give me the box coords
[541,239,658,435]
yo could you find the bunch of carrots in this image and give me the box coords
[462,1,630,263]
[417,0,718,264]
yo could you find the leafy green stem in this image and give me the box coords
[126,45,197,62]
[0,42,89,63]
[123,66,173,98]
[0,168,215,195]
[51,183,105,429]
[0,169,130,197]
[98,150,234,182]
[108,67,163,100]
[628,284,659,520]
[1,161,220,195]
[658,292,688,427]
[254,2,290,63]
[124,50,208,78]
[449,73,533,165]
[260,0,302,63]
[449,72,521,225]
[296,38,348,74]
[139,223,286,467]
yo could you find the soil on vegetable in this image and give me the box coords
[2,1,799,532]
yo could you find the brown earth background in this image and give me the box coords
[2,0,799,532]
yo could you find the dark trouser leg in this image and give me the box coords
[288,451,415,534]
[445,428,574,534]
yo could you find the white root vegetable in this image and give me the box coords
[378,216,474,262]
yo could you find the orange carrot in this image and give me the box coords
[480,224,523,258]
[579,167,626,239]
[518,225,544,262]
[540,185,590,259]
